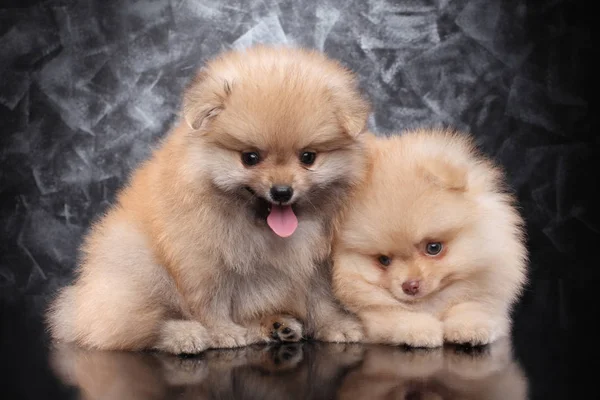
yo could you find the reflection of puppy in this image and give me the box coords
[47,46,370,354]
[172,342,362,400]
[336,346,445,400]
[440,339,528,400]
[50,342,362,400]
[333,130,527,346]
[51,341,525,400]
[49,343,168,400]
[337,339,528,400]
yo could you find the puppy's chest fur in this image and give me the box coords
[213,214,330,320]
[221,216,328,272]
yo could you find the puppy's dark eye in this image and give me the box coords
[241,152,260,166]
[425,242,443,256]
[377,255,392,267]
[299,151,317,165]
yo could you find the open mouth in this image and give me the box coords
[244,187,299,238]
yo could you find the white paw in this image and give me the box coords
[315,315,364,343]
[210,324,248,348]
[443,317,501,346]
[155,320,210,354]
[390,316,444,348]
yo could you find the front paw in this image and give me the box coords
[388,315,443,348]
[443,316,502,346]
[315,315,364,343]
[155,320,210,354]
[262,314,304,342]
[210,324,248,348]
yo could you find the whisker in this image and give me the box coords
[303,195,318,213]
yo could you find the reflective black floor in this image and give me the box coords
[10,339,532,400]
[46,340,527,400]
[2,297,572,400]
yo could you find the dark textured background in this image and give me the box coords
[0,0,593,398]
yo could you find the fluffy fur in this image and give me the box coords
[332,129,527,347]
[47,45,370,353]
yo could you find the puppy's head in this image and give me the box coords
[337,130,527,303]
[182,46,370,237]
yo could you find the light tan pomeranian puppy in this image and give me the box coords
[47,45,370,354]
[332,129,527,347]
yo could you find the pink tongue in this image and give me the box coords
[267,205,298,237]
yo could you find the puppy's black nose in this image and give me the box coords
[270,185,293,203]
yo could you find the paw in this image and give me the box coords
[264,315,304,342]
[443,317,501,346]
[210,324,248,348]
[155,320,210,354]
[389,316,443,348]
[315,315,364,343]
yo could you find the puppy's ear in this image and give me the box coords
[328,74,370,138]
[420,157,468,191]
[183,70,231,131]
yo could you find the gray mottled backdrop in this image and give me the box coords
[0,0,593,396]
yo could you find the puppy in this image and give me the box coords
[332,129,527,347]
[47,45,370,354]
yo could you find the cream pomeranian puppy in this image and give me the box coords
[47,46,370,354]
[332,129,527,347]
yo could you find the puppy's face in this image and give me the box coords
[183,47,369,237]
[338,133,522,303]
[204,86,362,225]
[344,183,479,302]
